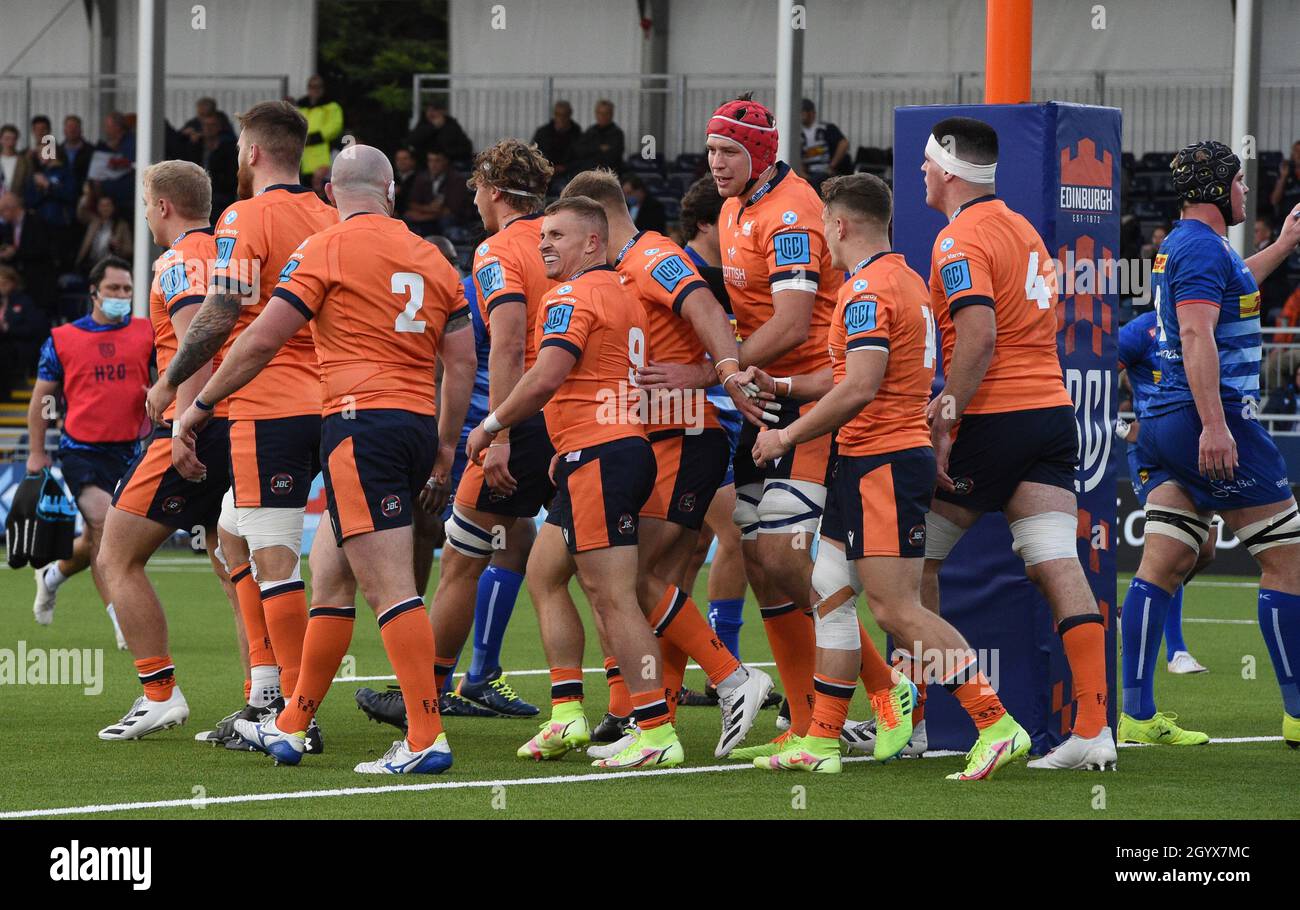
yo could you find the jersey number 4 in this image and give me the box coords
[1025,251,1052,310]
[391,272,426,333]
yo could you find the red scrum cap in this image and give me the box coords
[707,98,779,181]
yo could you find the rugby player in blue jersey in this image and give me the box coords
[1118,308,1213,675]
[1124,140,1300,749]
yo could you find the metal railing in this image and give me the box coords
[0,73,290,138]
[413,69,1300,162]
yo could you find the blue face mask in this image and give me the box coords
[101,297,132,320]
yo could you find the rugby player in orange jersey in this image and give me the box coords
[920,116,1115,770]
[146,101,337,751]
[95,161,245,740]
[175,144,475,774]
[544,170,772,759]
[466,196,682,769]
[424,139,557,718]
[750,174,1029,779]
[705,94,841,758]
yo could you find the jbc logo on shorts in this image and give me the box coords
[162,496,185,515]
[617,513,635,535]
[269,473,294,495]
[381,495,403,518]
[908,524,926,547]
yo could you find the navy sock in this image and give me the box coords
[1121,577,1172,720]
[1258,589,1300,718]
[707,598,745,662]
[1163,586,1188,659]
[465,566,524,685]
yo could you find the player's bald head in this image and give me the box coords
[330,143,393,194]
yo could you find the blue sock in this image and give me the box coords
[1258,589,1300,718]
[707,598,745,661]
[1163,586,1188,659]
[465,566,524,685]
[1121,577,1172,720]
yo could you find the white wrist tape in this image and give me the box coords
[484,412,504,434]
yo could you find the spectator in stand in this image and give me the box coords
[1265,362,1300,433]
[799,99,849,188]
[26,116,53,166]
[403,149,470,234]
[405,100,473,167]
[58,115,92,197]
[179,97,234,151]
[1140,222,1171,261]
[532,100,582,178]
[1279,284,1300,329]
[94,111,136,217]
[197,113,238,217]
[296,74,344,184]
[621,173,666,234]
[1270,140,1300,228]
[75,194,132,273]
[392,146,421,221]
[310,165,332,203]
[1256,217,1292,325]
[25,143,77,270]
[0,191,55,316]
[1,124,33,198]
[0,264,47,400]
[573,99,625,173]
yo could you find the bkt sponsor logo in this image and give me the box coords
[1067,367,1112,494]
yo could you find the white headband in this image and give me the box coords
[925,133,997,184]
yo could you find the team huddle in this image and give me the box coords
[29,95,1300,777]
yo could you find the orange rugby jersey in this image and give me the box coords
[928,195,1072,415]
[472,213,552,370]
[270,213,468,417]
[614,230,720,432]
[150,226,232,419]
[209,184,336,419]
[536,265,649,454]
[718,162,838,378]
[829,252,936,456]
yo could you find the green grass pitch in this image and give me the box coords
[0,558,1295,820]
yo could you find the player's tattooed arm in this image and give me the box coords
[165,290,242,388]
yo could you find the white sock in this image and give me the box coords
[45,563,68,591]
[249,664,281,708]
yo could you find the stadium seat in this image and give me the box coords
[675,152,705,175]
[1141,151,1175,169]
[656,195,681,223]
[626,155,664,175]
[667,172,696,196]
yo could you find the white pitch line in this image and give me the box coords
[1183,617,1256,625]
[335,661,777,685]
[0,736,1283,820]
[1187,581,1261,589]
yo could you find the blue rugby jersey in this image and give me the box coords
[461,275,491,432]
[1117,309,1161,420]
[1148,219,1262,416]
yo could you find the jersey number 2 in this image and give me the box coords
[392,272,426,333]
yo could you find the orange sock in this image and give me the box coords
[1060,614,1108,738]
[760,602,816,736]
[810,674,856,740]
[894,650,925,725]
[857,620,895,694]
[661,639,688,722]
[434,658,457,694]
[278,606,355,733]
[261,580,307,697]
[630,687,670,731]
[603,657,632,717]
[378,598,442,751]
[550,666,584,706]
[649,586,740,685]
[135,655,175,702]
[231,563,275,668]
[943,667,1006,730]
[243,678,251,701]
